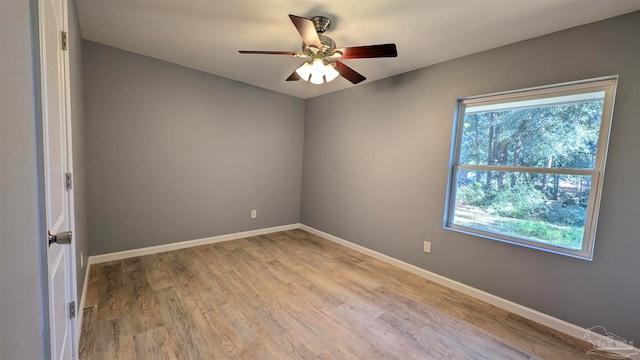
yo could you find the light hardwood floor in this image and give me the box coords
[79,229,604,359]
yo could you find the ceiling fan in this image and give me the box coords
[239,14,398,85]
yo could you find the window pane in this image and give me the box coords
[452,170,592,250]
[459,96,604,169]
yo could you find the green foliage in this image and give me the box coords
[457,182,547,218]
[487,185,547,219]
[454,204,583,250]
[454,181,589,248]
[508,220,583,250]
[559,190,590,207]
[544,204,587,226]
[456,182,487,207]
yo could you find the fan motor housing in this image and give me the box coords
[302,34,336,53]
[311,16,332,33]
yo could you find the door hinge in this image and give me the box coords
[61,31,68,51]
[65,173,72,191]
[69,301,76,318]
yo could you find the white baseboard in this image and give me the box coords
[87,223,300,265]
[300,224,640,359]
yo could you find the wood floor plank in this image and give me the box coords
[78,307,98,359]
[80,230,601,359]
[133,327,177,360]
[123,267,165,334]
[121,256,143,273]
[97,262,127,321]
[95,316,135,360]
[182,292,242,358]
[84,265,101,308]
[139,252,173,291]
[156,287,213,360]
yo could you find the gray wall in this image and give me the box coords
[0,0,47,359]
[69,0,89,303]
[302,12,640,343]
[83,42,305,255]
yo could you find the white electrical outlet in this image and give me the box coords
[80,252,84,269]
[251,210,257,219]
[423,241,431,254]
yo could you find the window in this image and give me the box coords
[445,77,617,259]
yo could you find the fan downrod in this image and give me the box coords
[310,16,332,34]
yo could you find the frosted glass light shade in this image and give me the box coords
[324,64,339,82]
[295,59,340,84]
[309,59,325,84]
[295,62,312,80]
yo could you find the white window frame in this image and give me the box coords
[444,76,618,260]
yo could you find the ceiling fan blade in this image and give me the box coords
[289,14,323,49]
[334,61,366,84]
[286,71,301,81]
[336,44,398,59]
[238,50,297,55]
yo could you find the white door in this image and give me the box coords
[39,0,77,358]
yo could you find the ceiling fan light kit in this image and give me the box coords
[239,14,397,85]
[295,59,340,84]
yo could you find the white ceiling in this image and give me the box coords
[75,0,640,99]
